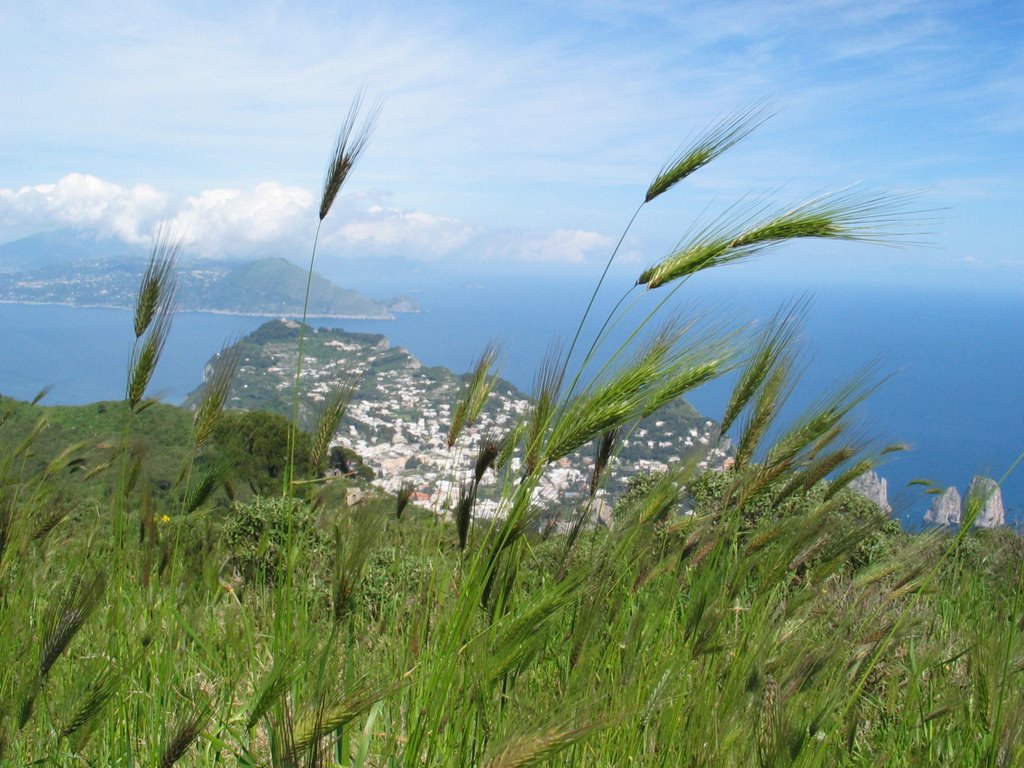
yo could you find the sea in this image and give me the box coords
[2,271,1022,528]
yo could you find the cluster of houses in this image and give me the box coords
[231,320,730,523]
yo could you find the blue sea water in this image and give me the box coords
[1,273,1021,526]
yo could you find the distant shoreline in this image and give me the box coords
[0,299,396,321]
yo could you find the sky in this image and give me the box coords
[1,0,1022,292]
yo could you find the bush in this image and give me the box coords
[211,409,313,496]
[221,496,329,584]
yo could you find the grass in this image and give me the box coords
[0,97,1022,768]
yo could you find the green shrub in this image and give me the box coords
[211,409,313,496]
[221,496,329,584]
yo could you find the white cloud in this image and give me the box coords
[332,204,476,256]
[323,203,616,265]
[167,182,314,255]
[0,173,167,242]
[0,174,315,256]
[0,173,616,266]
[484,228,616,264]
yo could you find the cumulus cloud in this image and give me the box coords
[0,174,314,256]
[0,173,616,267]
[327,208,614,265]
[166,182,314,256]
[0,173,167,242]
[331,203,476,256]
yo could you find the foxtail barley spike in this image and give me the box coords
[182,460,228,514]
[447,343,500,448]
[192,341,240,449]
[134,223,182,338]
[30,385,53,405]
[0,497,13,564]
[310,379,358,473]
[40,571,106,679]
[721,298,809,435]
[457,481,475,550]
[483,714,612,768]
[524,341,565,474]
[757,675,782,768]
[128,312,174,410]
[766,366,883,471]
[645,102,772,203]
[396,481,414,519]
[269,701,297,768]
[734,360,793,471]
[332,511,384,622]
[60,662,119,743]
[320,91,383,221]
[542,326,731,465]
[291,686,388,752]
[474,433,503,484]
[638,189,917,289]
[246,658,296,730]
[589,428,618,496]
[159,698,211,768]
[21,571,107,727]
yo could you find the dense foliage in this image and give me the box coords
[1,99,1021,768]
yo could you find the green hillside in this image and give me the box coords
[0,396,196,514]
[186,319,719,506]
[0,242,392,317]
[4,100,1024,768]
[189,257,391,317]
[0,394,340,516]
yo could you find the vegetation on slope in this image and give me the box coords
[0,95,1021,768]
[190,257,390,317]
[0,233,391,317]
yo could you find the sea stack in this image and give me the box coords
[964,475,1004,529]
[925,486,961,526]
[850,471,891,514]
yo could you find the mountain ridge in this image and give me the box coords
[0,229,398,318]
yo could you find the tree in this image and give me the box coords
[212,410,312,496]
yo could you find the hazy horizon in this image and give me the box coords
[1,1,1022,293]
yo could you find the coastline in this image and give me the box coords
[0,298,396,321]
[3,285,1021,526]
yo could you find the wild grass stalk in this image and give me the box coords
[159,698,212,768]
[562,103,773,384]
[7,95,1024,768]
[637,189,919,289]
[309,380,359,475]
[285,93,381,496]
[116,225,181,549]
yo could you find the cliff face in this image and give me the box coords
[850,471,891,514]
[966,475,1005,529]
[924,476,1004,528]
[924,486,961,526]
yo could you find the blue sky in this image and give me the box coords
[1,0,1021,291]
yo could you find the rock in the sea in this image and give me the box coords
[963,475,1004,529]
[925,486,961,526]
[387,296,421,313]
[850,471,891,514]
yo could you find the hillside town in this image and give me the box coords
[207,319,731,523]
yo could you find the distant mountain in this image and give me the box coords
[186,258,390,317]
[0,230,391,318]
[0,229,145,272]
